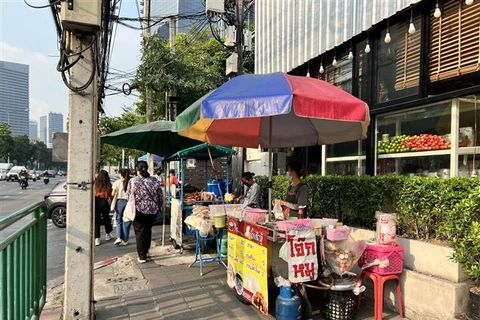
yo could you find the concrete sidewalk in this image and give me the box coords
[41,233,405,320]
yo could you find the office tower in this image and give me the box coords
[150,0,204,38]
[29,120,38,139]
[39,112,64,148]
[0,61,29,136]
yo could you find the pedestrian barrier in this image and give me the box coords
[0,201,47,320]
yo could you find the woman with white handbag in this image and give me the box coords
[125,161,163,263]
[111,168,131,246]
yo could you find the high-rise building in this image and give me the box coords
[0,61,29,136]
[150,0,204,38]
[39,112,64,148]
[29,120,38,139]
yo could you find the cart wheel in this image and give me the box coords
[172,240,181,250]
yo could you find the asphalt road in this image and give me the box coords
[0,178,168,282]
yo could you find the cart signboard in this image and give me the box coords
[286,230,318,283]
[170,198,183,246]
[227,217,269,315]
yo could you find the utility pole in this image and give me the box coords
[235,0,244,75]
[63,32,97,320]
[144,0,154,173]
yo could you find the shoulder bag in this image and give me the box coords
[123,181,136,222]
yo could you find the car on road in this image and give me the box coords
[43,170,57,178]
[5,166,27,181]
[44,175,168,228]
[57,170,66,176]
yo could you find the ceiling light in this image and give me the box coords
[332,57,337,67]
[466,0,474,5]
[384,32,391,44]
[348,50,354,60]
[365,43,371,53]
[434,2,442,18]
[319,64,324,74]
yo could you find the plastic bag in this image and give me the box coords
[375,211,397,246]
[274,275,291,287]
[324,237,367,275]
[279,242,289,262]
[273,203,284,220]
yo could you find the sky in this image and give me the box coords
[0,0,142,127]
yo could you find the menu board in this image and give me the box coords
[170,198,182,246]
[227,217,269,315]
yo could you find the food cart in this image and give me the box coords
[165,143,237,251]
[226,212,371,319]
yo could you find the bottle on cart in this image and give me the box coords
[276,286,303,320]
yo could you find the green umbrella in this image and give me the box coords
[166,143,236,161]
[101,120,200,158]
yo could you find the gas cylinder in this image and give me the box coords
[276,286,302,320]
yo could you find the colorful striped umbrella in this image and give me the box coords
[172,72,370,148]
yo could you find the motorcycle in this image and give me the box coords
[44,176,50,184]
[19,177,28,189]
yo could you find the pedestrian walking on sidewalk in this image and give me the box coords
[94,170,114,246]
[126,161,163,263]
[111,168,131,246]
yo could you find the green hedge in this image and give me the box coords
[256,174,480,281]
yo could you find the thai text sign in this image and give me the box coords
[227,217,269,315]
[287,230,318,283]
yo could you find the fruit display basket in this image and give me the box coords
[378,134,451,154]
[358,244,404,275]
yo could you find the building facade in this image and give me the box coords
[29,120,38,139]
[0,61,29,136]
[255,0,480,178]
[150,0,205,38]
[39,112,64,148]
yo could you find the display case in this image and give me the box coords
[322,140,366,176]
[375,96,480,177]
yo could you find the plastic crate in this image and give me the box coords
[208,204,242,217]
[326,226,350,241]
[358,244,404,275]
[244,208,268,224]
[276,219,313,232]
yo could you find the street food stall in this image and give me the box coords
[172,72,373,318]
[165,143,237,251]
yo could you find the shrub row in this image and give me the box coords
[256,175,480,280]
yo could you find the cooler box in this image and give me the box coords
[207,179,226,198]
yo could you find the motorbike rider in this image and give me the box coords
[19,169,29,187]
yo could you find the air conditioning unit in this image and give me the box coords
[186,158,196,169]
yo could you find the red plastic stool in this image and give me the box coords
[357,270,404,320]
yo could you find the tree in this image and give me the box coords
[98,106,144,167]
[10,135,32,165]
[134,29,230,118]
[0,123,13,162]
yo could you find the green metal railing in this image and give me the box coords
[0,201,47,320]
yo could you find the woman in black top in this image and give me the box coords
[274,161,308,219]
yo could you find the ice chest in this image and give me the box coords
[358,244,404,275]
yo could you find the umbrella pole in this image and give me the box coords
[268,117,273,221]
[162,161,167,246]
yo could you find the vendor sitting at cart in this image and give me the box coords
[274,161,308,219]
[235,172,261,208]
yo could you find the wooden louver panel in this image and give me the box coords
[430,0,480,82]
[394,15,422,91]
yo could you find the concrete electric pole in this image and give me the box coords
[235,0,244,75]
[60,0,101,318]
[63,33,98,320]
